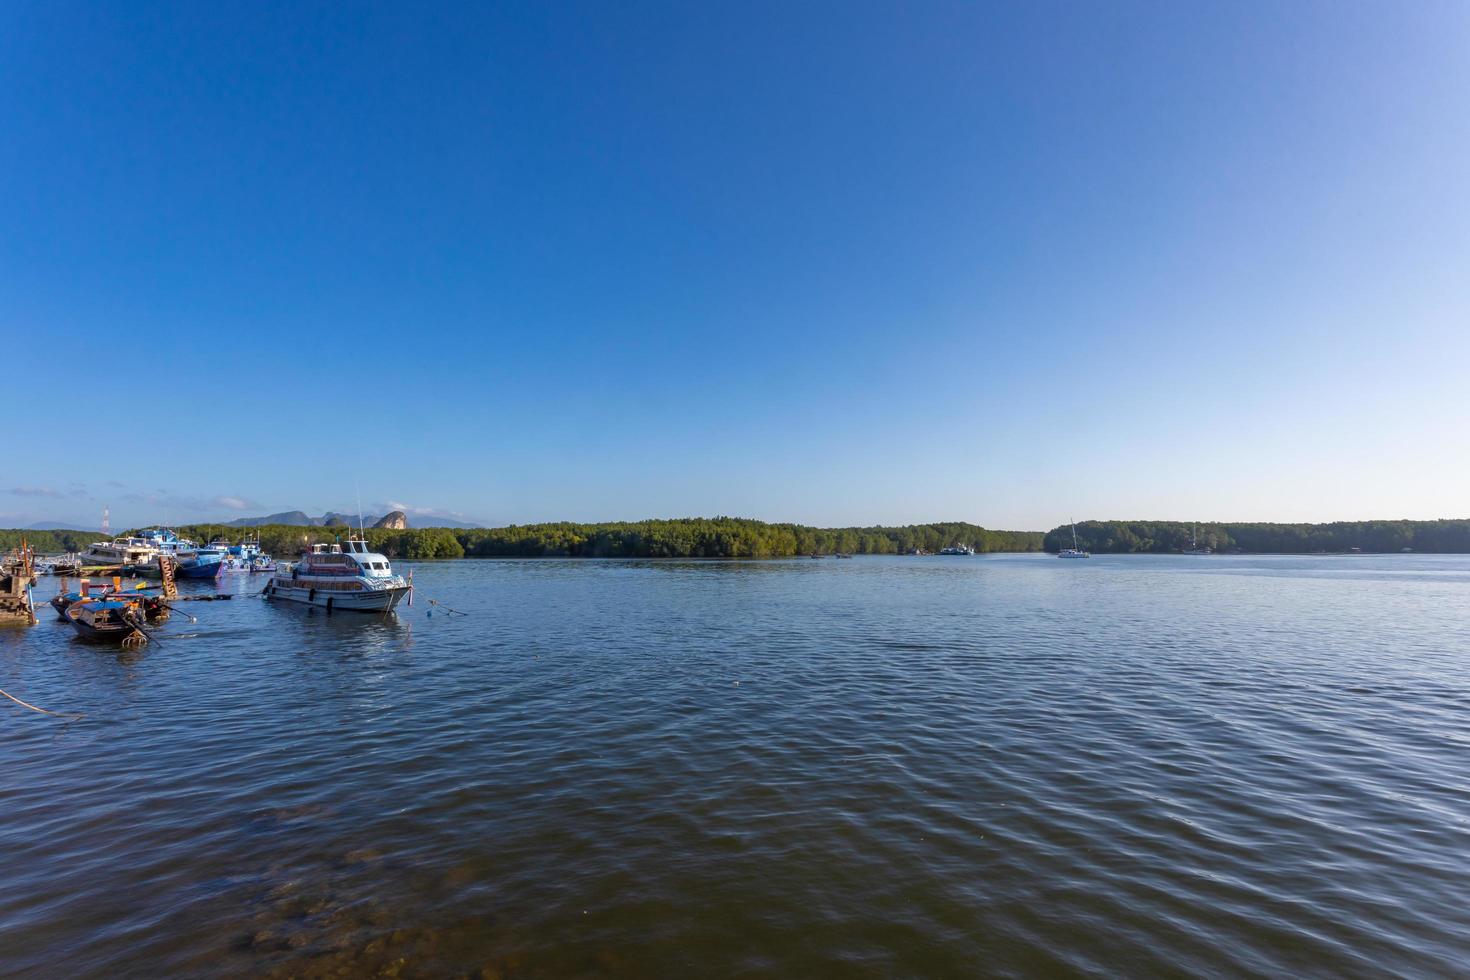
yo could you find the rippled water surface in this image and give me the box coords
[4,555,1470,977]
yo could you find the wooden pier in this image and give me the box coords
[1,542,37,626]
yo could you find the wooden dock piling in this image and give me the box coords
[0,541,37,626]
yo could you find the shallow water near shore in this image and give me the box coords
[3,554,1469,977]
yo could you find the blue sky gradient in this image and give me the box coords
[5,2,1468,529]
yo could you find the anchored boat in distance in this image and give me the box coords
[1058,520,1090,559]
[1182,523,1213,555]
[263,537,411,612]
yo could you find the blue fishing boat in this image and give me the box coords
[227,538,263,561]
[175,546,226,579]
[51,589,88,620]
[138,528,187,553]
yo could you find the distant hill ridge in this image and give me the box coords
[24,521,102,532]
[226,509,477,529]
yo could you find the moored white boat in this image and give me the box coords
[81,536,162,567]
[263,538,410,612]
[1058,519,1090,559]
[1182,523,1212,555]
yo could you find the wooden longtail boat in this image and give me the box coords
[65,598,151,645]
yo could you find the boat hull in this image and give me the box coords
[67,617,141,643]
[263,581,410,612]
[175,558,224,579]
[65,606,148,644]
[67,616,148,644]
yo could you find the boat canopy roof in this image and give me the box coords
[309,539,375,555]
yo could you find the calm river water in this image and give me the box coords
[2,554,1468,977]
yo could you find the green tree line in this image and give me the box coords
[7,519,1043,559]
[16,518,1470,559]
[0,529,102,554]
[1044,519,1470,554]
[454,519,1042,557]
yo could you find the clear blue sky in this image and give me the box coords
[5,1,1468,530]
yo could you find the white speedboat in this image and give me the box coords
[939,544,975,556]
[263,538,410,612]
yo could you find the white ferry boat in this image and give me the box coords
[263,538,411,612]
[81,536,162,567]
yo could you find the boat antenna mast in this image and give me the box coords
[1071,518,1079,551]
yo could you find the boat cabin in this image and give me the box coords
[301,540,395,578]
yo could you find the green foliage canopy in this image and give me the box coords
[17,518,1470,558]
[0,528,100,554]
[454,519,1042,558]
[32,518,1042,559]
[1043,519,1470,554]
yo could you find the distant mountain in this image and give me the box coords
[25,521,101,532]
[401,515,481,528]
[227,511,316,527]
[374,510,408,530]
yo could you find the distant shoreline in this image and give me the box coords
[387,551,1457,562]
[6,516,1467,560]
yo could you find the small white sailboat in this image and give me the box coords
[1182,522,1212,555]
[1058,519,1090,559]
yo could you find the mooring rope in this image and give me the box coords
[158,601,197,623]
[0,685,84,720]
[424,597,469,616]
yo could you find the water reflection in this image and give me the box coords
[3,556,1470,976]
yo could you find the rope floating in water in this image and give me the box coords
[424,597,468,617]
[0,685,84,720]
